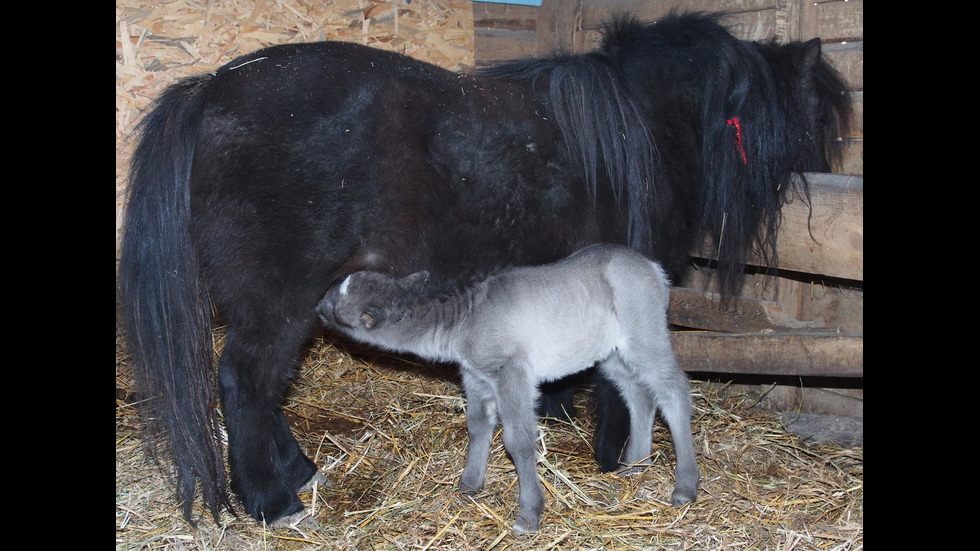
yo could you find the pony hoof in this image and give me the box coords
[269,509,319,529]
[457,482,482,496]
[297,471,329,493]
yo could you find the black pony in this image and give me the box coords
[119,12,850,525]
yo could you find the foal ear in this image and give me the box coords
[360,311,378,329]
[400,270,429,287]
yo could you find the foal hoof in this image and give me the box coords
[670,489,696,507]
[614,464,647,478]
[512,515,539,537]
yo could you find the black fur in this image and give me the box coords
[119,11,850,524]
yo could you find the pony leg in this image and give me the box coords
[536,378,577,422]
[493,366,544,536]
[597,354,656,473]
[592,370,632,472]
[458,370,498,495]
[218,323,320,524]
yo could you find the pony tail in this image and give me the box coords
[119,74,232,524]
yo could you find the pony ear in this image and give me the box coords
[800,37,822,73]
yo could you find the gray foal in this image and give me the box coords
[316,243,698,535]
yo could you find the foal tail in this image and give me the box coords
[119,74,231,524]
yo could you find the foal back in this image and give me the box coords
[452,245,663,382]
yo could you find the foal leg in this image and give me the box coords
[218,319,320,524]
[605,345,699,506]
[649,364,699,506]
[458,370,498,495]
[493,365,545,536]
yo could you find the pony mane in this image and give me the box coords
[599,11,852,295]
[478,50,658,256]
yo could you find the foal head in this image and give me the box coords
[319,271,429,331]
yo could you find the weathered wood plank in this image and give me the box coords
[578,0,778,32]
[768,173,863,280]
[473,1,539,64]
[842,90,863,139]
[474,27,537,63]
[782,413,863,447]
[536,0,582,55]
[472,1,538,29]
[824,41,863,91]
[802,0,863,42]
[668,287,837,332]
[697,173,863,281]
[678,263,864,333]
[671,331,863,377]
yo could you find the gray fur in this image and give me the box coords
[316,243,698,535]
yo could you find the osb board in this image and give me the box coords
[115,0,475,258]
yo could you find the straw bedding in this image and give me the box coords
[115,327,862,550]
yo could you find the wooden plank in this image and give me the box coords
[766,173,862,280]
[578,0,778,30]
[774,0,801,43]
[472,2,538,30]
[824,41,863,91]
[678,263,863,333]
[697,173,863,281]
[671,332,863,377]
[802,0,863,42]
[781,413,863,446]
[473,1,540,64]
[667,287,837,332]
[767,386,863,417]
[841,141,862,176]
[474,27,537,63]
[536,0,582,55]
[842,90,863,139]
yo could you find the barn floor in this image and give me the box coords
[115,327,863,550]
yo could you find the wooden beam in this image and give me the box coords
[667,286,836,332]
[537,0,581,55]
[696,173,863,281]
[671,331,863,377]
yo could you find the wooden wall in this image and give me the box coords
[475,0,864,419]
